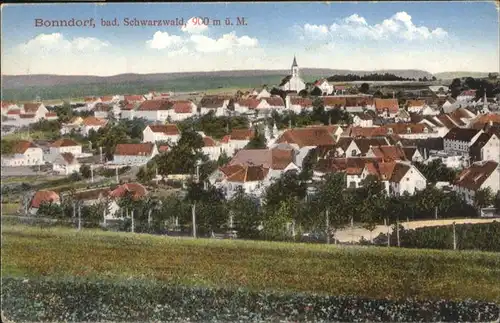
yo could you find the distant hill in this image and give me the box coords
[1,69,434,101]
[434,71,491,80]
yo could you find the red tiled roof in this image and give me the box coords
[222,129,255,142]
[454,161,498,191]
[173,101,193,114]
[159,145,169,153]
[262,97,285,107]
[470,114,500,130]
[406,100,426,108]
[138,99,172,111]
[83,116,107,126]
[369,145,407,162]
[109,183,147,200]
[323,97,347,107]
[114,143,155,156]
[23,103,42,113]
[100,96,114,102]
[31,190,60,208]
[12,140,37,154]
[84,97,99,103]
[7,109,21,115]
[60,152,77,164]
[237,98,261,109]
[229,148,295,170]
[51,138,79,148]
[148,124,180,135]
[45,112,57,117]
[225,165,270,182]
[276,127,336,148]
[20,113,36,119]
[290,97,313,107]
[203,136,217,147]
[374,99,399,113]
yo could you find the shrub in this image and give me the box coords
[2,277,498,322]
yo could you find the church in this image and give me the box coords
[279,56,306,93]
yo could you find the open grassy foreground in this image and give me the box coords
[2,224,500,302]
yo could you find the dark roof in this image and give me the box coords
[279,75,292,87]
[354,138,390,155]
[399,138,444,151]
[390,163,411,183]
[454,161,499,191]
[469,133,492,163]
[443,128,481,142]
[402,147,417,160]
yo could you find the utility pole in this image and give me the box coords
[148,209,152,229]
[325,209,330,244]
[73,202,76,219]
[78,203,82,231]
[131,209,135,233]
[99,147,103,164]
[435,206,438,220]
[453,221,457,250]
[351,216,354,243]
[192,202,197,238]
[396,219,400,247]
[103,208,107,227]
[385,218,390,247]
[90,165,94,183]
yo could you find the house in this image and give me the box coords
[274,126,338,167]
[1,101,20,116]
[352,113,374,127]
[142,124,181,144]
[261,97,286,113]
[234,98,262,114]
[395,109,411,123]
[113,143,158,166]
[52,153,81,175]
[366,145,408,161]
[29,190,60,215]
[171,100,196,121]
[120,102,141,120]
[44,112,58,121]
[220,128,255,156]
[81,117,108,136]
[135,99,173,122]
[314,157,379,189]
[286,97,313,113]
[199,96,230,116]
[469,114,500,130]
[124,95,145,104]
[314,79,333,95]
[401,146,425,162]
[457,90,477,102]
[443,128,483,157]
[22,102,49,120]
[406,100,428,113]
[453,161,500,205]
[362,161,427,196]
[1,140,44,167]
[323,96,346,110]
[344,96,374,113]
[469,132,500,163]
[93,103,116,119]
[83,97,102,111]
[227,146,299,180]
[201,135,221,161]
[212,164,271,199]
[255,87,272,99]
[106,183,148,219]
[331,137,390,158]
[49,138,82,156]
[279,56,306,93]
[60,117,84,135]
[374,99,399,118]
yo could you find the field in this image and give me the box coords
[1,130,51,141]
[2,223,500,302]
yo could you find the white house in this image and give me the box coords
[29,190,60,215]
[52,153,81,175]
[199,96,230,116]
[1,140,44,167]
[469,133,500,163]
[374,99,399,118]
[352,113,374,128]
[453,161,500,205]
[105,183,148,220]
[171,101,196,121]
[234,98,261,114]
[314,79,333,95]
[256,87,272,99]
[286,96,313,113]
[81,117,108,136]
[443,128,483,157]
[211,164,272,199]
[22,102,49,120]
[362,161,427,196]
[457,90,477,102]
[406,100,428,114]
[260,97,286,114]
[49,138,82,156]
[220,128,255,157]
[113,143,158,166]
[142,124,181,145]
[134,100,173,122]
[201,136,222,161]
[279,56,306,93]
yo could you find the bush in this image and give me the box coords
[2,277,498,322]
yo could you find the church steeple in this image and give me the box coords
[291,56,299,77]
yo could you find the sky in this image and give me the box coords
[1,2,499,76]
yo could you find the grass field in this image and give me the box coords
[1,203,19,215]
[2,130,53,141]
[2,224,500,302]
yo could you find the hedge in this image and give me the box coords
[385,221,500,252]
[2,277,499,322]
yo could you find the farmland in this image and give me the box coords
[2,223,500,302]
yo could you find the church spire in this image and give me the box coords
[292,56,298,68]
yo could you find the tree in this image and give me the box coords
[244,127,267,149]
[494,191,500,210]
[228,187,262,239]
[310,87,322,96]
[55,102,73,124]
[217,150,231,167]
[359,83,370,94]
[261,198,295,241]
[1,140,14,155]
[298,89,309,98]
[474,188,494,211]
[79,164,91,179]
[136,166,155,183]
[37,202,63,218]
[264,170,307,213]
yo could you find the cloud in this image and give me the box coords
[181,17,209,34]
[19,33,110,54]
[190,32,258,53]
[146,31,184,49]
[301,12,448,41]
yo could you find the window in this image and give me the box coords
[349,181,356,188]
[387,128,393,134]
[407,127,411,134]
[351,150,357,156]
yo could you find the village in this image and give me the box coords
[1,57,500,242]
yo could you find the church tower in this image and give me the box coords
[291,56,299,77]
